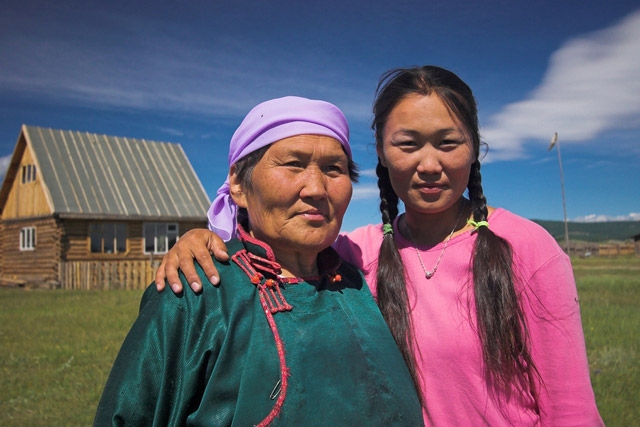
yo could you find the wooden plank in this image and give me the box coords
[58,260,154,290]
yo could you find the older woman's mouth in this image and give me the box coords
[298,209,328,222]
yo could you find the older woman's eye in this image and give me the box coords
[284,161,303,168]
[334,164,349,175]
[323,164,346,176]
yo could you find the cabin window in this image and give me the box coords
[21,164,37,184]
[90,223,127,253]
[144,223,179,254]
[20,227,36,251]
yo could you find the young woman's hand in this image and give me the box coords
[154,229,229,293]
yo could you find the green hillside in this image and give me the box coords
[533,220,640,242]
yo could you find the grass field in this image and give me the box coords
[0,289,144,426]
[571,255,640,426]
[1,255,638,426]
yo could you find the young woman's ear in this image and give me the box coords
[376,138,388,168]
[228,164,248,208]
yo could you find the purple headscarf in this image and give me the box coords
[208,96,351,241]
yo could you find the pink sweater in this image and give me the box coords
[334,208,603,426]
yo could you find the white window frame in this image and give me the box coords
[20,227,36,251]
[144,223,179,254]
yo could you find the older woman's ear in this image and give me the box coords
[228,164,248,208]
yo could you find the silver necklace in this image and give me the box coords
[404,204,465,279]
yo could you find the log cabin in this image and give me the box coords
[0,125,210,289]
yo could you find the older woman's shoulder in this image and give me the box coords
[140,240,258,317]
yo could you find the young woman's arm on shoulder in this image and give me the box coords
[155,228,229,294]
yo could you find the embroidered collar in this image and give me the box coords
[234,223,343,284]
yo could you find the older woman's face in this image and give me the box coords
[232,135,352,255]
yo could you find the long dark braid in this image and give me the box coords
[468,160,541,408]
[372,65,541,410]
[375,161,423,403]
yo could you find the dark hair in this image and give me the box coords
[372,65,541,410]
[233,140,359,227]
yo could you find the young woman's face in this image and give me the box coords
[231,135,352,256]
[377,93,475,216]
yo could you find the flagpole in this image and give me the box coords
[548,132,570,255]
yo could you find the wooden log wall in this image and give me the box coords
[598,243,636,256]
[62,219,206,262]
[0,217,205,288]
[56,220,205,290]
[0,217,60,285]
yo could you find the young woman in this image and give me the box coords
[156,67,603,426]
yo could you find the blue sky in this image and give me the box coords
[1,0,638,232]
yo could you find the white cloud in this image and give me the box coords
[158,127,186,138]
[352,183,379,200]
[482,9,640,161]
[358,168,377,178]
[573,212,640,222]
[0,154,11,182]
[0,21,369,121]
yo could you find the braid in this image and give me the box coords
[375,160,423,404]
[468,161,488,222]
[468,160,541,408]
[376,162,399,223]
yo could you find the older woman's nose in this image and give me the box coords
[299,168,329,199]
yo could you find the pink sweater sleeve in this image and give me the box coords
[520,250,603,426]
[333,226,383,279]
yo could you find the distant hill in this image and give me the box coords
[532,220,640,242]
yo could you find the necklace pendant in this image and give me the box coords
[405,201,466,282]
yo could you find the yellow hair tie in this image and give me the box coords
[467,219,489,231]
[382,223,394,235]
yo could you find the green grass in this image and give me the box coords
[572,256,640,426]
[0,288,144,426]
[1,256,639,426]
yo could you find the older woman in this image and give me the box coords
[94,96,423,426]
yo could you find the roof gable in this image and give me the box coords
[1,125,210,220]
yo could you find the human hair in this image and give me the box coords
[233,140,359,227]
[372,65,541,410]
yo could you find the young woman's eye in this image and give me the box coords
[394,139,416,147]
[439,138,463,148]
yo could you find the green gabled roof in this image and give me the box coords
[18,125,210,220]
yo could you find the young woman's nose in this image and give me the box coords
[416,146,443,175]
